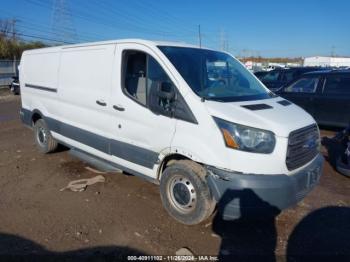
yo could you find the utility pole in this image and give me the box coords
[52,0,78,44]
[9,19,18,74]
[198,24,202,48]
[331,45,336,57]
[220,29,224,51]
[219,29,228,52]
[9,19,17,41]
[225,32,229,52]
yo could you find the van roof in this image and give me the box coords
[22,39,205,54]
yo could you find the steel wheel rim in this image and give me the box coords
[167,174,197,214]
[37,127,47,146]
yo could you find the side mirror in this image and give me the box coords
[149,81,176,116]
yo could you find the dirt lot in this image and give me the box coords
[0,91,349,261]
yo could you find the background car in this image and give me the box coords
[277,70,350,128]
[255,67,328,91]
[9,76,20,95]
[254,71,269,79]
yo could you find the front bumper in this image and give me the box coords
[207,153,324,220]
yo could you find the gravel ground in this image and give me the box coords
[0,92,349,261]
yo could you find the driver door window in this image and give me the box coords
[122,50,174,107]
[123,51,147,105]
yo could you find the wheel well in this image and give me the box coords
[158,153,191,179]
[31,112,42,126]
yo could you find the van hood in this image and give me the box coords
[204,97,316,137]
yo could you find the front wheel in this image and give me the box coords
[160,160,216,225]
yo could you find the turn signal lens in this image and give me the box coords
[221,128,239,149]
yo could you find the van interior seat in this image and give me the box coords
[135,77,146,104]
[125,53,147,104]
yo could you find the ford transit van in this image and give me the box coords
[19,39,323,224]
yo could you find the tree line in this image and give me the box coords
[240,56,303,64]
[0,19,47,60]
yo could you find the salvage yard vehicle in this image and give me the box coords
[10,76,20,95]
[322,124,350,177]
[278,70,350,128]
[256,67,327,91]
[19,39,323,225]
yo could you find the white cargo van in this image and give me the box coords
[19,39,323,224]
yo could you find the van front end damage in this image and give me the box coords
[206,154,324,220]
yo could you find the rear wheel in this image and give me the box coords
[160,160,216,225]
[34,119,58,153]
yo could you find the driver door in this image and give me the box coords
[109,43,177,178]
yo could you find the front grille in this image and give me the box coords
[286,124,319,170]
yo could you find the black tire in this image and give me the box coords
[33,119,58,154]
[336,158,350,177]
[160,160,216,225]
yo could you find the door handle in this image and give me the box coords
[96,100,107,106]
[113,105,125,111]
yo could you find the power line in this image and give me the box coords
[3,31,73,44]
[51,0,78,43]
[26,0,199,40]
[4,0,219,46]
[1,10,109,41]
[27,0,190,38]
[124,0,197,35]
[0,12,99,43]
[16,23,92,43]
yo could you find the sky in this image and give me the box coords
[1,0,350,58]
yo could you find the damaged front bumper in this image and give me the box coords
[206,154,324,220]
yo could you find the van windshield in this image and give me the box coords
[158,46,275,102]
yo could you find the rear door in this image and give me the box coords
[314,73,350,127]
[279,75,321,117]
[109,43,177,178]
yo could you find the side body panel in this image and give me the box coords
[20,50,61,121]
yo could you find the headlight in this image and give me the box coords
[213,117,276,154]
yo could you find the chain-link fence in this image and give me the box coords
[0,60,20,87]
